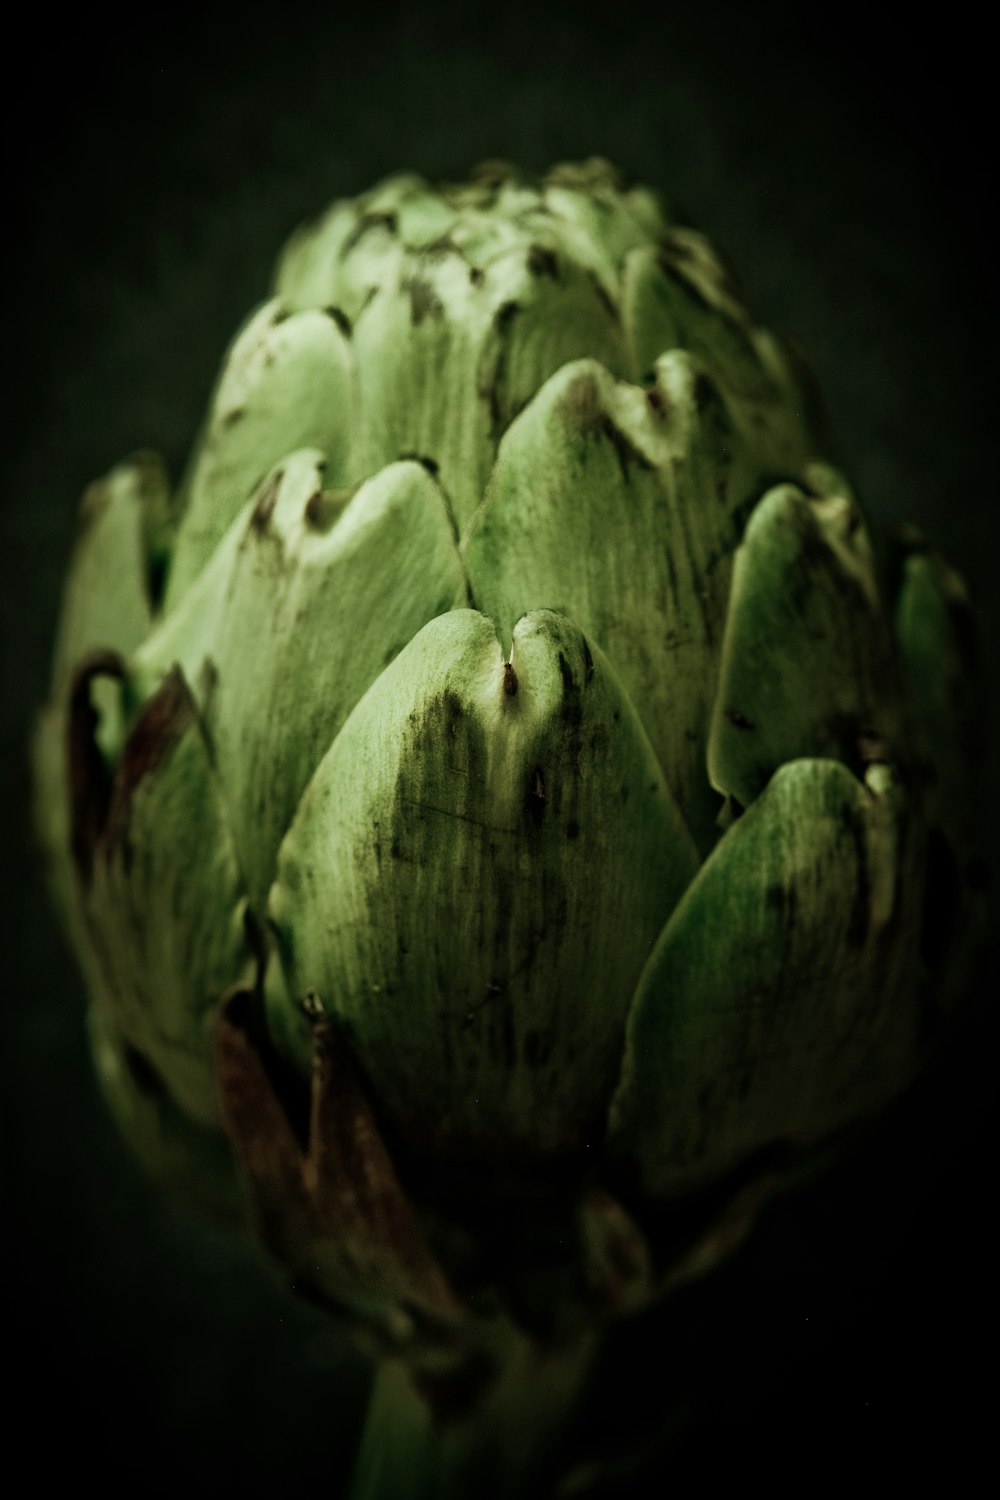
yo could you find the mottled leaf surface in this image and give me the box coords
[621,234,818,475]
[707,482,901,808]
[273,162,672,534]
[465,355,765,853]
[269,608,698,1156]
[166,301,356,603]
[135,454,468,910]
[607,759,922,1196]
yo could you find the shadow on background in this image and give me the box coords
[3,3,995,1492]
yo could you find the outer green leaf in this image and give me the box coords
[166,300,356,605]
[135,453,468,910]
[363,172,438,215]
[707,482,900,810]
[607,758,922,1196]
[464,354,764,852]
[34,453,167,945]
[389,183,463,247]
[268,608,699,1156]
[51,452,166,690]
[78,666,253,1126]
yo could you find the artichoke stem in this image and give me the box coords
[349,1323,600,1500]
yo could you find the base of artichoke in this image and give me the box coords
[349,1322,600,1500]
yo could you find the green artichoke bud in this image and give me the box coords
[35,158,986,1495]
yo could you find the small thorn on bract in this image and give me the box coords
[857,727,889,766]
[302,989,326,1022]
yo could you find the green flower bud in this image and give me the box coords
[35,160,987,1493]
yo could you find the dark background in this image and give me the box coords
[3,2,996,1492]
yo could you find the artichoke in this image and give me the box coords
[34,158,985,1497]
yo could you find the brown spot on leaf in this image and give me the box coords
[122,1041,166,1099]
[341,211,398,257]
[324,305,352,338]
[303,490,326,527]
[403,276,445,326]
[305,485,360,531]
[217,983,312,1242]
[198,656,219,715]
[399,451,440,477]
[423,234,463,262]
[251,470,282,531]
[526,244,559,279]
[693,371,717,412]
[561,370,653,479]
[525,766,546,828]
[219,989,466,1328]
[493,300,520,334]
[587,270,619,323]
[101,668,197,862]
[309,1012,467,1321]
[726,708,754,731]
[301,988,325,1022]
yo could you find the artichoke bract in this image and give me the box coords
[36,159,985,1494]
